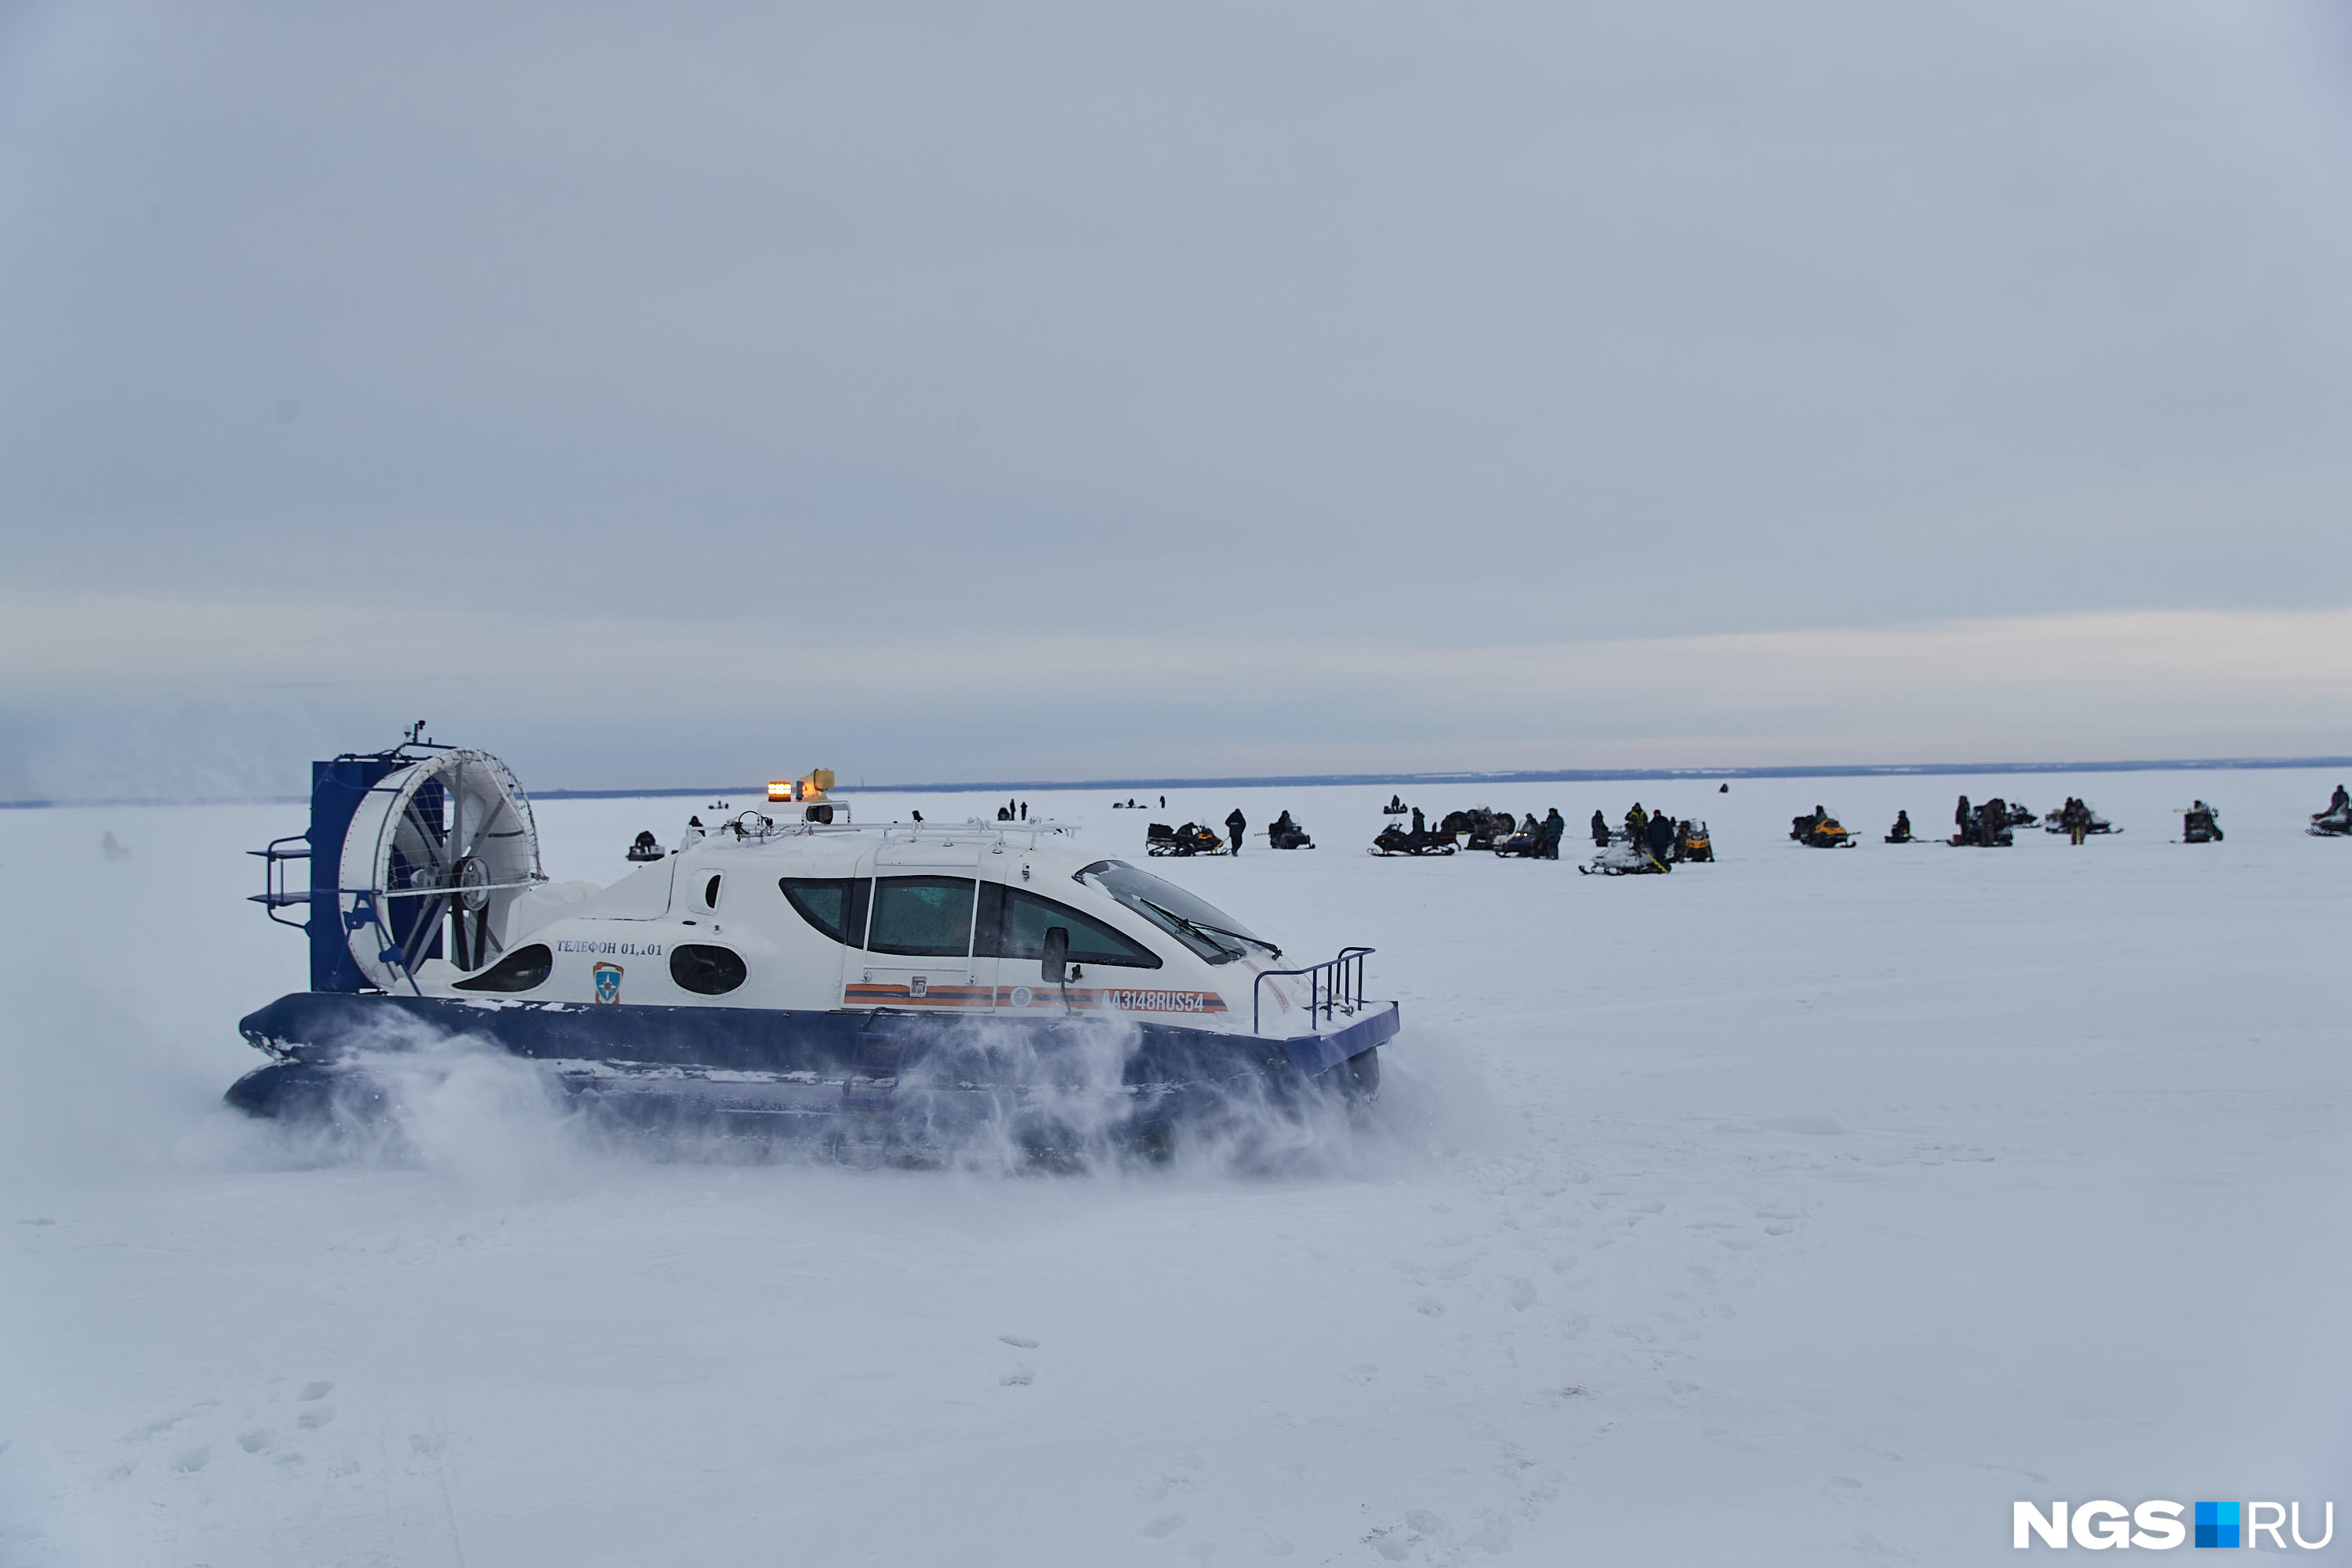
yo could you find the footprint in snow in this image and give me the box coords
[169,1446,210,1475]
[1504,1277,1537,1311]
[999,1370,1034,1387]
[236,1429,271,1454]
[298,1381,333,1401]
[1413,1295,1444,1317]
[1139,1513,1185,1538]
[297,1406,335,1430]
[409,1433,445,1457]
[996,1334,1039,1349]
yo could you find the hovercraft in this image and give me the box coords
[232,735,1396,1158]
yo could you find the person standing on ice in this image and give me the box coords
[1225,806,1247,855]
[1954,794,1972,846]
[1589,809,1608,847]
[1542,809,1566,860]
[1645,810,1675,862]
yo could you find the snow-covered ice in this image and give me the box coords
[2,767,2347,1564]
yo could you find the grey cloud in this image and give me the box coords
[2,0,2349,789]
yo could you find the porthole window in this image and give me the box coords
[669,944,747,996]
[700,873,724,910]
[450,943,553,993]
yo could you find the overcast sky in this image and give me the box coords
[3,1,2349,797]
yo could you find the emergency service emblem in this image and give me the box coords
[592,960,623,1004]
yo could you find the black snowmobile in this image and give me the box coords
[2179,802,2223,844]
[1493,814,1545,858]
[1372,808,1456,856]
[1947,797,2014,847]
[1148,822,1225,857]
[1883,811,1915,844]
[1381,794,1408,816]
[2002,801,2038,829]
[2308,786,2351,838]
[1268,811,1315,850]
[1443,807,1518,851]
[626,829,666,862]
[2042,799,2116,837]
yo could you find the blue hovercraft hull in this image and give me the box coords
[229,992,1399,1153]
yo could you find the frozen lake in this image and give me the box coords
[3,766,2347,1565]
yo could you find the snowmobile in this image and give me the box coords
[2041,800,2115,837]
[1491,815,1544,858]
[1883,811,1915,844]
[1947,797,2015,848]
[1442,808,1519,851]
[230,734,1396,1156]
[2308,787,2351,837]
[1381,795,1407,816]
[1673,820,1713,862]
[1147,822,1224,858]
[2002,802,2038,829]
[1267,812,1314,850]
[1789,809,1856,849]
[2178,802,2223,844]
[1371,809,1456,856]
[626,830,666,862]
[1579,835,1668,875]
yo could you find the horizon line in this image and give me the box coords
[5,753,2347,811]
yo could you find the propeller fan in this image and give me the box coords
[336,748,543,991]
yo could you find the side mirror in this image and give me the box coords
[1040,927,1069,984]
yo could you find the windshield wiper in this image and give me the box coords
[1139,899,1281,960]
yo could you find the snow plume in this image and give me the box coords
[184,1011,1436,1184]
[192,1014,586,1200]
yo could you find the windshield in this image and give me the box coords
[1075,859,1276,965]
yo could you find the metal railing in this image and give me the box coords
[246,835,311,930]
[1252,946,1374,1036]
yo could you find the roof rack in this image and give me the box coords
[683,811,1078,848]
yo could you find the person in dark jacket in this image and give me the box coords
[1645,811,1675,862]
[1954,794,1973,846]
[1225,807,1247,855]
[1543,809,1566,860]
[1590,809,1609,847]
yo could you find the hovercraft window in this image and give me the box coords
[1073,859,1272,966]
[981,885,1161,970]
[450,943,553,993]
[669,943,747,996]
[700,873,723,910]
[866,876,977,956]
[779,877,869,946]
